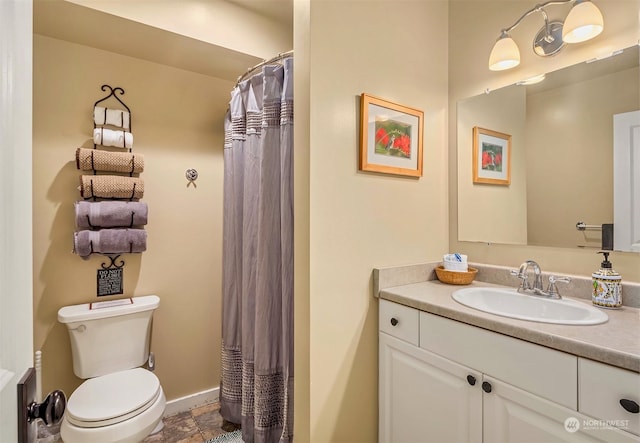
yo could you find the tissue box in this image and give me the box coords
[443,253,468,272]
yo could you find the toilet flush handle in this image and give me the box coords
[148,352,156,371]
[27,390,66,426]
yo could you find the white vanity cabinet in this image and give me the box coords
[482,374,637,442]
[379,333,482,443]
[578,358,640,436]
[379,299,640,443]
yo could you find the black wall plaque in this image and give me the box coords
[97,268,123,296]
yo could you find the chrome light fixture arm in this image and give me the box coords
[501,0,573,35]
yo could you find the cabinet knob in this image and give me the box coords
[390,318,399,326]
[620,399,640,414]
[466,375,476,386]
[482,381,492,393]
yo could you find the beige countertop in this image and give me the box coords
[379,279,640,373]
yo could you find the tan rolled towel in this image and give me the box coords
[76,148,144,174]
[79,175,144,200]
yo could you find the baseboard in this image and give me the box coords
[164,386,220,417]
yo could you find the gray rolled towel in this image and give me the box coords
[75,201,148,228]
[74,229,147,259]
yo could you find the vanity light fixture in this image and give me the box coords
[489,0,604,71]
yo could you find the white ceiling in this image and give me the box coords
[227,0,293,26]
[34,0,263,81]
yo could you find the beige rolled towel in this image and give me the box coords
[79,175,144,200]
[76,148,144,174]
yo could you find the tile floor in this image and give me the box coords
[37,401,240,443]
[142,402,240,443]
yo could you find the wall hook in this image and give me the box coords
[186,169,198,187]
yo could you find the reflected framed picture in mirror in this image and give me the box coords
[472,126,511,185]
[359,93,423,177]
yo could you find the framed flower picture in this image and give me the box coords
[359,93,424,177]
[472,126,511,185]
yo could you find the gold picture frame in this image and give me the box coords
[359,93,424,177]
[472,126,511,185]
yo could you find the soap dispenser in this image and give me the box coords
[592,251,622,309]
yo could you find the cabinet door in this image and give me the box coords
[483,376,640,443]
[579,358,640,436]
[379,332,482,443]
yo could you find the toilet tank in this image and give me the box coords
[58,295,159,379]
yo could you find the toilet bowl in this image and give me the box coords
[61,368,166,443]
[58,295,165,443]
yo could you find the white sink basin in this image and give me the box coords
[452,287,608,325]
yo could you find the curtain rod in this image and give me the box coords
[235,49,294,86]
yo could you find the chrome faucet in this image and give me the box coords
[514,260,543,292]
[510,260,571,299]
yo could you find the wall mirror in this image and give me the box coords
[457,45,639,252]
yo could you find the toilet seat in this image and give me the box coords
[66,367,161,428]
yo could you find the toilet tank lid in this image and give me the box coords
[58,295,160,323]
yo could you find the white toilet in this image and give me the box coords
[58,295,166,443]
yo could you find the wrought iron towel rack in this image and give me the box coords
[93,84,133,153]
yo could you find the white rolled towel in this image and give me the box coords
[94,106,130,129]
[93,127,133,149]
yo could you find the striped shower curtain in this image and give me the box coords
[220,57,293,443]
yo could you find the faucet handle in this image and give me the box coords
[546,275,571,298]
[549,275,571,284]
[510,269,529,291]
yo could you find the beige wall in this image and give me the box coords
[527,67,639,248]
[449,0,640,281]
[293,0,311,440]
[33,34,232,400]
[300,0,449,441]
[458,85,528,244]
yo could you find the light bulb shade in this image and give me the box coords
[562,0,604,43]
[489,35,521,71]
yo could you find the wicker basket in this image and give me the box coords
[435,265,477,285]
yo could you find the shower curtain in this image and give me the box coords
[220,57,293,443]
